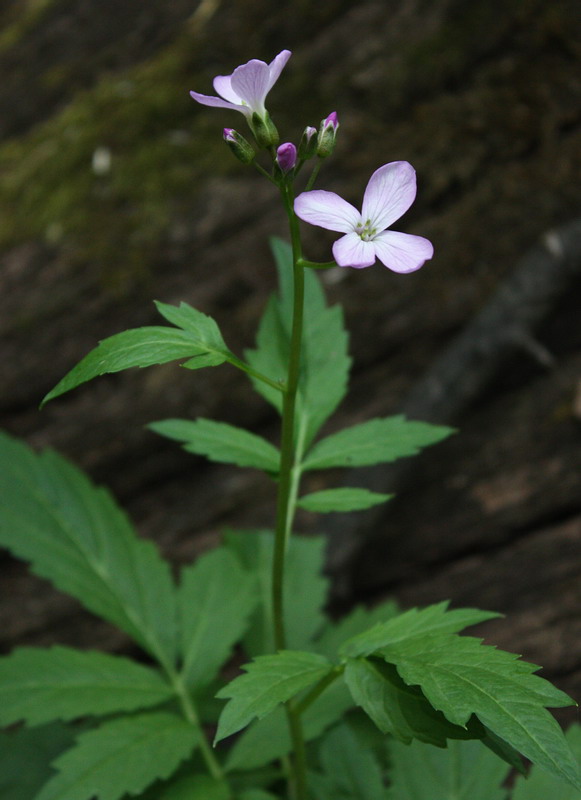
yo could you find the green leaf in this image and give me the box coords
[0,432,177,670]
[0,646,174,726]
[0,723,76,800]
[225,680,353,772]
[511,724,581,799]
[155,775,230,800]
[314,723,386,800]
[245,238,351,445]
[302,415,454,471]
[386,737,511,800]
[344,657,481,747]
[297,487,393,513]
[215,650,333,743]
[34,712,198,800]
[315,599,399,661]
[238,791,280,800]
[179,548,257,690]
[154,300,229,354]
[346,604,579,790]
[339,601,499,659]
[149,418,280,473]
[225,531,328,654]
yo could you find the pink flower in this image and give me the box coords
[276,142,297,173]
[190,50,291,119]
[294,161,433,272]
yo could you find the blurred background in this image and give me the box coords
[1,0,581,712]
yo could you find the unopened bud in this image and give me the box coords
[249,111,280,149]
[297,126,318,161]
[316,111,339,158]
[276,142,297,173]
[223,128,254,164]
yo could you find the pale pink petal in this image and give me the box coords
[230,59,271,115]
[362,161,417,232]
[373,230,433,273]
[294,190,360,233]
[333,233,377,268]
[266,50,292,92]
[189,91,246,115]
[212,75,242,104]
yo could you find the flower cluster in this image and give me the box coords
[190,50,432,273]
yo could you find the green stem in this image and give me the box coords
[305,159,322,191]
[225,352,286,393]
[298,257,337,270]
[294,666,344,716]
[167,667,226,784]
[272,181,309,800]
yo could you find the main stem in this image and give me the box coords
[272,182,308,800]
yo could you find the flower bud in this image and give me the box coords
[249,111,280,149]
[316,111,339,158]
[297,126,318,160]
[276,142,297,173]
[223,128,255,165]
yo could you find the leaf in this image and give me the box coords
[238,791,280,800]
[344,657,481,747]
[154,300,229,355]
[511,724,581,799]
[0,646,174,726]
[297,487,393,513]
[34,712,199,800]
[155,775,230,800]
[178,547,257,690]
[0,722,76,800]
[314,723,386,800]
[245,238,351,445]
[149,418,280,473]
[315,599,399,661]
[349,604,580,790]
[386,737,511,800]
[0,432,177,670]
[339,601,499,659]
[302,415,454,471]
[225,680,353,772]
[225,531,328,654]
[214,650,333,743]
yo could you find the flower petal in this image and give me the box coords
[230,59,271,115]
[266,50,292,92]
[294,190,360,233]
[362,161,417,232]
[333,233,377,268]
[373,230,433,273]
[189,91,247,115]
[212,75,242,104]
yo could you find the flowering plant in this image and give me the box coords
[0,49,579,800]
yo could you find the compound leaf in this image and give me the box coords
[0,647,174,726]
[215,650,333,743]
[0,432,177,670]
[34,712,198,800]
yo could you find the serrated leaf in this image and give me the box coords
[386,737,510,800]
[302,415,454,471]
[371,615,579,789]
[149,418,280,473]
[314,723,386,800]
[339,601,499,659]
[178,548,257,690]
[0,722,76,800]
[154,301,228,352]
[0,646,174,726]
[297,487,392,513]
[315,599,399,661]
[215,650,333,743]
[155,775,230,800]
[245,238,351,445]
[225,680,353,772]
[0,432,177,670]
[511,724,581,799]
[224,531,328,654]
[34,712,198,800]
[344,657,481,747]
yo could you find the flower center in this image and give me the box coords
[356,219,377,241]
